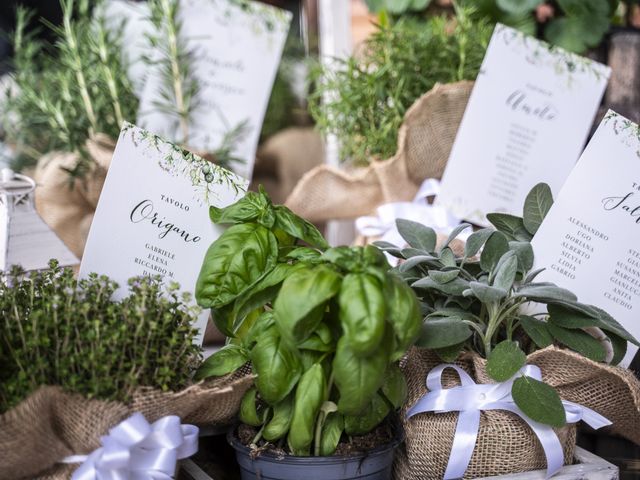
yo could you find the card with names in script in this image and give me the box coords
[531,111,640,366]
[79,123,248,344]
[437,23,610,227]
[137,0,292,180]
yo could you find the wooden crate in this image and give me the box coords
[476,447,619,480]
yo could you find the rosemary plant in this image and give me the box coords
[309,5,492,165]
[0,261,202,413]
[5,1,137,175]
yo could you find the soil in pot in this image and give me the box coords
[230,421,401,480]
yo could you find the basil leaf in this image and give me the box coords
[339,273,386,356]
[381,364,407,409]
[334,338,387,415]
[396,219,437,252]
[417,317,472,349]
[465,228,494,258]
[251,328,303,404]
[486,340,526,382]
[274,266,341,344]
[298,323,334,352]
[512,376,566,427]
[523,183,553,235]
[519,315,554,348]
[546,323,606,362]
[273,205,329,249]
[196,223,278,308]
[195,344,248,380]
[486,213,532,242]
[209,190,274,227]
[386,275,422,359]
[480,231,510,273]
[286,247,322,262]
[263,394,294,441]
[344,393,390,435]
[320,412,344,456]
[239,387,263,427]
[322,246,360,271]
[288,364,326,456]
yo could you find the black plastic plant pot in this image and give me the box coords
[227,427,403,480]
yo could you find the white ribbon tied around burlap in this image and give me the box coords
[355,178,467,247]
[61,412,199,480]
[406,364,612,480]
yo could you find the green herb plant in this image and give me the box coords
[375,183,639,427]
[5,1,138,175]
[0,261,201,413]
[194,189,421,456]
[309,5,492,165]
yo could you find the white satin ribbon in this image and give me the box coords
[355,178,467,248]
[61,413,199,480]
[407,364,611,480]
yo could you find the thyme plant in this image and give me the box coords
[0,261,201,413]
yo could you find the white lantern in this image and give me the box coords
[0,168,78,272]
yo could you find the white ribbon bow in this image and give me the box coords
[407,364,612,480]
[62,413,199,480]
[355,178,466,247]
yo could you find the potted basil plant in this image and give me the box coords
[194,189,422,480]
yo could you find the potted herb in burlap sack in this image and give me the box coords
[194,189,422,480]
[286,6,489,227]
[5,1,241,259]
[375,184,640,479]
[0,263,253,480]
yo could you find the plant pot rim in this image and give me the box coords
[227,422,403,465]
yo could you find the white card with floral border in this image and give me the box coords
[531,111,640,366]
[79,123,248,344]
[137,0,292,180]
[437,23,610,227]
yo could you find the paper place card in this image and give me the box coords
[138,0,292,180]
[79,123,248,344]
[531,111,640,365]
[437,24,610,227]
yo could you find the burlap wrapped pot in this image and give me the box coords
[33,134,116,259]
[285,81,473,223]
[0,370,254,480]
[395,346,640,479]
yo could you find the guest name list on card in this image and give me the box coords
[532,111,640,365]
[437,24,610,227]
[79,123,248,343]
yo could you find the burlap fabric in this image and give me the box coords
[395,346,640,479]
[285,81,473,223]
[0,370,254,480]
[34,134,115,259]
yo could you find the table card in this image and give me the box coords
[531,111,640,365]
[437,24,610,227]
[79,123,248,344]
[138,0,292,180]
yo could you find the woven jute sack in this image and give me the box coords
[285,81,473,223]
[395,346,640,479]
[34,134,116,259]
[0,371,254,480]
